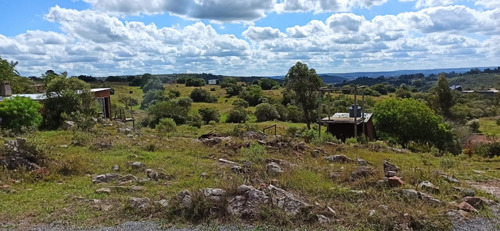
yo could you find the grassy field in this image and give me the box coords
[1,82,499,230]
[479,117,500,136]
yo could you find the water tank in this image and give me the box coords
[349,105,362,117]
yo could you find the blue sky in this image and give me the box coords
[0,0,499,76]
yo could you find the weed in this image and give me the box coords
[241,143,268,163]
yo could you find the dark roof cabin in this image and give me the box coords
[321,106,376,142]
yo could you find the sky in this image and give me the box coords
[0,0,499,77]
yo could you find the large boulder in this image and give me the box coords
[383,160,399,177]
[129,197,150,210]
[266,162,283,176]
[266,184,311,215]
[418,181,440,194]
[93,173,120,184]
[228,185,270,218]
[326,155,352,163]
[351,166,376,179]
[203,188,226,201]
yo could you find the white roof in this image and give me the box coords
[0,88,110,101]
[90,88,111,92]
[321,113,373,123]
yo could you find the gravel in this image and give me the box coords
[451,204,500,231]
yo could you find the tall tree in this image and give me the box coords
[284,62,323,129]
[435,73,454,117]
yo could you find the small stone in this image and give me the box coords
[156,199,169,207]
[231,165,244,173]
[131,162,145,169]
[92,173,119,184]
[112,165,119,171]
[181,195,193,208]
[387,176,404,187]
[369,210,376,216]
[386,171,397,177]
[383,160,400,174]
[130,186,145,191]
[95,188,111,194]
[317,214,331,224]
[458,202,478,213]
[129,197,150,210]
[204,188,226,201]
[266,162,283,176]
[326,155,352,163]
[237,185,255,195]
[59,145,68,148]
[402,189,419,199]
[329,172,341,180]
[418,181,440,194]
[351,166,376,179]
[441,174,459,183]
[357,158,367,166]
[419,192,441,205]
[327,206,337,217]
[350,190,365,194]
[200,172,209,178]
[178,190,191,199]
[453,187,475,197]
[462,197,484,209]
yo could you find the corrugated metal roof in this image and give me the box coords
[321,113,373,123]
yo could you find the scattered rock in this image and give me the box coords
[472,170,485,174]
[117,127,132,134]
[369,210,376,216]
[156,199,169,208]
[59,145,68,148]
[387,176,404,187]
[203,188,226,201]
[317,214,331,224]
[200,172,209,178]
[383,160,400,177]
[266,162,283,176]
[228,186,269,218]
[402,189,419,200]
[231,165,244,174]
[130,162,146,169]
[458,202,478,213]
[266,184,311,215]
[326,155,352,163]
[386,171,397,177]
[119,174,138,184]
[357,158,368,166]
[145,169,167,181]
[93,141,113,150]
[296,142,306,151]
[462,197,485,209]
[178,190,193,208]
[129,197,150,210]
[329,172,341,181]
[237,185,255,194]
[92,173,119,184]
[95,188,111,194]
[130,186,145,191]
[351,166,376,179]
[242,131,267,140]
[453,187,475,197]
[418,181,440,194]
[441,174,459,183]
[112,165,119,171]
[327,206,337,217]
[419,192,441,205]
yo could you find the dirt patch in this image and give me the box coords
[468,180,500,199]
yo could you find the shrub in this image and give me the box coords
[239,85,264,106]
[0,96,42,133]
[230,123,258,136]
[188,112,203,128]
[208,120,217,125]
[232,98,249,108]
[286,126,300,137]
[467,119,480,133]
[439,156,457,169]
[185,78,206,87]
[156,118,177,134]
[168,89,181,98]
[190,88,217,103]
[141,90,167,109]
[146,98,191,126]
[257,78,280,90]
[199,107,220,124]
[287,105,303,123]
[255,103,280,122]
[301,129,317,143]
[142,78,165,93]
[311,133,339,146]
[225,83,242,97]
[226,108,248,123]
[345,137,358,145]
[274,104,289,121]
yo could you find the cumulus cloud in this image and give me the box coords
[475,0,500,9]
[243,26,286,40]
[275,0,388,13]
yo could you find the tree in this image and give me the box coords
[142,77,164,93]
[373,98,454,152]
[146,98,191,126]
[255,103,280,122]
[226,108,247,123]
[0,96,42,132]
[41,74,96,130]
[190,88,217,103]
[284,62,323,129]
[0,58,18,82]
[198,107,220,124]
[140,73,153,89]
[435,73,454,117]
[141,90,167,109]
[257,78,280,90]
[239,85,264,106]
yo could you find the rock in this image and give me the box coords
[130,186,145,191]
[386,171,397,177]
[419,192,441,205]
[61,121,76,130]
[266,162,283,176]
[350,190,365,194]
[237,185,255,195]
[418,181,440,194]
[402,189,419,200]
[351,166,376,179]
[227,188,269,218]
[472,170,485,174]
[156,199,169,208]
[178,190,192,208]
[383,160,399,176]
[95,188,111,194]
[200,172,209,178]
[327,206,337,217]
[59,145,68,148]
[129,197,150,210]
[453,187,475,197]
[119,174,138,183]
[231,165,244,174]
[458,202,478,213]
[145,169,167,181]
[462,197,485,209]
[317,214,331,224]
[329,172,341,180]
[112,165,119,171]
[92,173,119,184]
[441,174,459,183]
[369,210,376,216]
[117,127,132,134]
[387,176,404,187]
[296,142,306,151]
[203,188,226,201]
[178,190,191,199]
[357,158,368,166]
[326,155,352,163]
[131,162,145,169]
[267,184,311,215]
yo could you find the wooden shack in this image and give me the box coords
[321,112,376,142]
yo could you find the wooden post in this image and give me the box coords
[354,86,357,138]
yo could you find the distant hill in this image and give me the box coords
[448,73,500,90]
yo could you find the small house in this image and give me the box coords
[450,85,462,91]
[208,79,220,85]
[321,106,376,142]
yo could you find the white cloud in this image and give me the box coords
[242,26,285,40]
[475,0,500,9]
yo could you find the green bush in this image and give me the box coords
[311,133,339,146]
[274,104,289,121]
[146,98,191,126]
[226,108,248,123]
[345,137,358,145]
[286,126,300,137]
[185,78,205,87]
[0,96,42,133]
[439,156,457,169]
[230,123,258,136]
[198,107,220,124]
[141,90,167,109]
[142,78,165,93]
[241,143,267,163]
[168,89,181,98]
[190,88,217,103]
[239,85,264,106]
[255,103,280,122]
[467,119,480,133]
[301,129,317,143]
[232,98,249,108]
[287,105,303,123]
[156,118,176,134]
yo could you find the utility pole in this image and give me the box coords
[353,86,357,138]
